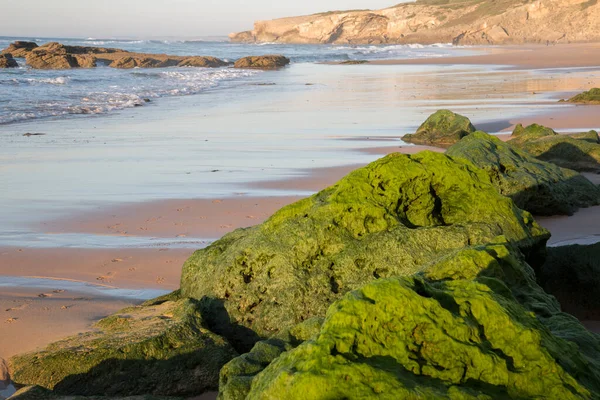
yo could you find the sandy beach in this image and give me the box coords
[1,43,600,371]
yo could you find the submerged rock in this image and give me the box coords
[565,88,600,104]
[402,110,477,148]
[509,124,600,172]
[233,55,290,69]
[539,242,600,320]
[248,244,600,399]
[446,131,600,215]
[0,54,18,68]
[1,41,38,58]
[181,152,548,344]
[9,296,237,397]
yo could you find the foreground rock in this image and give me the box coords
[0,54,18,68]
[565,88,600,104]
[230,0,600,45]
[0,41,38,57]
[181,151,549,345]
[7,386,178,400]
[233,55,290,69]
[447,131,600,215]
[247,243,600,399]
[509,123,600,172]
[539,242,600,320]
[0,357,9,388]
[402,110,476,147]
[10,296,237,397]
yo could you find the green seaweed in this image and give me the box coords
[402,110,477,147]
[566,88,600,104]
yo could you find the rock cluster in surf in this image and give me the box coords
[7,110,600,400]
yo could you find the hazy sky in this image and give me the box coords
[1,0,399,39]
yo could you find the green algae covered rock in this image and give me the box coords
[509,124,600,172]
[181,152,549,342]
[540,242,600,320]
[247,243,600,399]
[571,130,600,144]
[446,131,600,215]
[402,110,476,147]
[9,297,237,397]
[566,88,600,104]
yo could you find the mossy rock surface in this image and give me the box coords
[570,130,600,144]
[181,152,549,343]
[247,244,600,399]
[9,298,237,397]
[540,242,600,320]
[509,124,600,172]
[446,131,600,215]
[402,110,476,147]
[566,88,600,104]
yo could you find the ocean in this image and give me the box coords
[0,36,461,125]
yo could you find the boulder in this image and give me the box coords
[25,44,79,69]
[1,41,38,58]
[233,55,290,69]
[446,131,600,215]
[539,242,600,320]
[109,57,175,69]
[509,124,600,172]
[178,56,229,68]
[247,244,600,399]
[9,296,237,397]
[565,88,600,104]
[73,55,97,69]
[402,110,477,147]
[0,54,18,68]
[180,152,549,346]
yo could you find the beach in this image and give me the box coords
[2,42,600,363]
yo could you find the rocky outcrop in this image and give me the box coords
[509,124,600,172]
[9,296,237,397]
[233,55,290,69]
[230,0,600,45]
[246,243,600,399]
[0,54,18,68]
[109,57,175,69]
[180,151,548,343]
[566,88,600,104]
[1,41,38,58]
[25,44,97,69]
[402,109,476,147]
[178,56,230,68]
[446,131,600,215]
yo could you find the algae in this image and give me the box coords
[446,131,600,215]
[566,88,600,104]
[402,110,476,147]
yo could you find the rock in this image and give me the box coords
[1,41,38,58]
[233,55,290,69]
[7,385,179,400]
[0,357,9,387]
[180,151,549,347]
[339,60,368,65]
[25,44,80,69]
[0,54,18,68]
[108,57,172,69]
[570,130,600,143]
[539,242,600,320]
[177,56,229,68]
[509,123,600,172]
[218,318,323,400]
[566,88,600,104]
[247,243,600,399]
[402,110,476,147]
[73,54,97,68]
[9,296,237,397]
[446,131,600,215]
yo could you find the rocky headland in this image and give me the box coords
[0,41,290,70]
[229,0,600,45]
[5,110,600,399]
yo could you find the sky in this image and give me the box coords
[1,0,399,39]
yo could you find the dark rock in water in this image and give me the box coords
[339,60,368,64]
[402,110,477,147]
[177,56,229,68]
[1,41,38,58]
[509,123,600,172]
[180,152,549,343]
[7,385,180,400]
[9,296,237,397]
[247,243,600,399]
[446,131,600,216]
[565,88,600,104]
[233,55,290,69]
[23,133,46,137]
[219,318,323,400]
[0,54,18,68]
[539,242,600,320]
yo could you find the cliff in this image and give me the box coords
[230,0,600,45]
